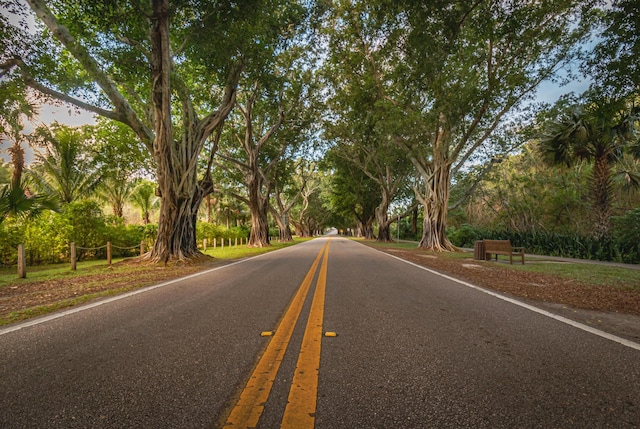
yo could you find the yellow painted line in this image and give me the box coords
[223,240,330,428]
[281,240,330,429]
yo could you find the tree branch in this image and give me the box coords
[25,0,153,146]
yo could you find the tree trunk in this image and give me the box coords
[375,189,392,242]
[249,203,270,246]
[279,223,294,241]
[247,173,271,247]
[205,194,215,223]
[112,202,124,218]
[274,214,293,241]
[153,190,200,261]
[590,155,612,239]
[411,205,418,235]
[8,141,25,189]
[377,223,392,242]
[418,164,456,251]
[149,0,202,263]
[362,216,376,240]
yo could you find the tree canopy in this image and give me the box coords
[1,0,637,262]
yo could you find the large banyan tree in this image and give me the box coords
[325,0,598,250]
[1,0,305,262]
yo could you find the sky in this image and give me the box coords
[0,103,96,165]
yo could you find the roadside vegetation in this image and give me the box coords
[0,239,306,327]
[363,240,640,291]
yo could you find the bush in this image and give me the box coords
[196,222,249,243]
[63,201,107,252]
[451,227,636,263]
[1,202,158,265]
[23,211,73,264]
[103,216,146,257]
[447,224,482,248]
[613,209,640,264]
[0,220,25,266]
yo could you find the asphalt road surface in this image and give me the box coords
[1,237,639,428]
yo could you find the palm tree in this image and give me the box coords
[29,123,101,204]
[539,100,640,238]
[97,175,135,218]
[0,139,58,223]
[129,180,158,225]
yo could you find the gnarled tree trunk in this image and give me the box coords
[247,171,271,247]
[375,189,393,242]
[418,163,456,251]
[149,0,201,262]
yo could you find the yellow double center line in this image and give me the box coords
[224,239,331,428]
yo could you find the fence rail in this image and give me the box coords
[13,237,247,278]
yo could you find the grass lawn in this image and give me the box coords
[360,239,640,291]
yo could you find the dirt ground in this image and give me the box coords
[2,247,639,343]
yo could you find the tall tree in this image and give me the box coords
[324,148,379,238]
[538,99,640,238]
[0,89,57,221]
[91,118,150,218]
[270,159,309,241]
[589,0,640,99]
[324,0,597,250]
[1,0,306,262]
[217,46,316,246]
[217,81,286,247]
[323,41,413,242]
[29,123,100,203]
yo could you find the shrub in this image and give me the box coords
[0,220,25,266]
[63,200,107,252]
[447,224,482,248]
[612,209,640,264]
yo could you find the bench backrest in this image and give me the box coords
[483,239,512,252]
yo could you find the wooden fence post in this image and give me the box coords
[17,244,26,279]
[214,238,217,249]
[107,241,112,266]
[228,238,231,247]
[203,238,207,251]
[235,237,238,246]
[70,242,76,271]
[221,238,224,250]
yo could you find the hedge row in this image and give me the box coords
[1,201,251,267]
[447,209,640,264]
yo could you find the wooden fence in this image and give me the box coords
[14,237,247,278]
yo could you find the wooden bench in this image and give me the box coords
[483,239,525,264]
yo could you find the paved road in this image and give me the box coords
[1,237,639,428]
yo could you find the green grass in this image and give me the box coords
[202,237,312,259]
[360,238,640,291]
[1,238,312,290]
[507,261,640,290]
[1,237,314,326]
[0,258,127,288]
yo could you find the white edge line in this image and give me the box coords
[0,242,313,337]
[378,248,640,352]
